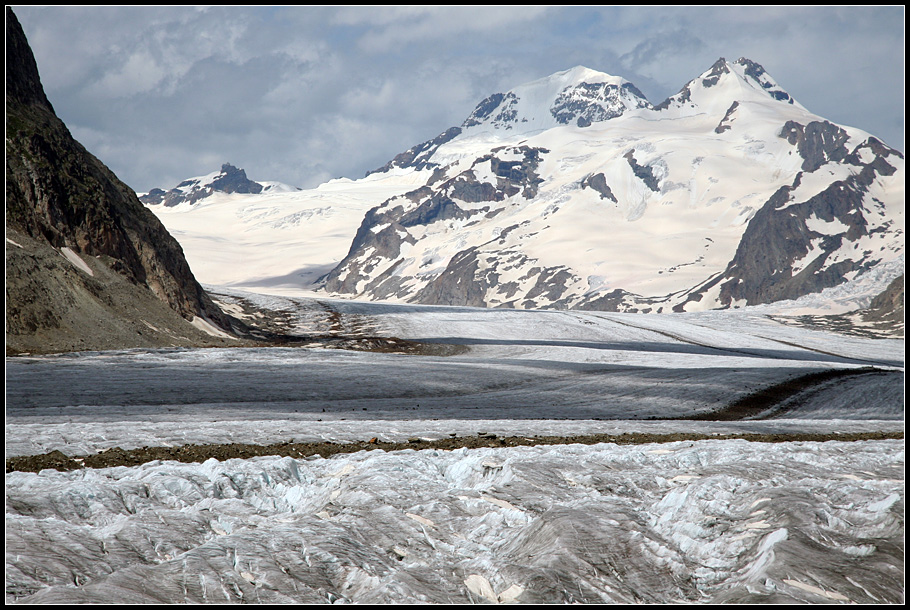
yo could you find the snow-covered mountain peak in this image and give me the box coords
[655,57,803,117]
[143,58,902,316]
[140,163,300,207]
[366,66,653,176]
[731,57,798,102]
[521,64,631,92]
[460,65,652,135]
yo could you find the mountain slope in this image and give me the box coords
[320,58,903,313]
[6,7,240,354]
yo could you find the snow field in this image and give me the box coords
[149,172,428,292]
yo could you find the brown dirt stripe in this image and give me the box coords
[6,430,902,474]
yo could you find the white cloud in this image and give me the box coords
[89,51,169,97]
[334,5,552,53]
[11,5,903,193]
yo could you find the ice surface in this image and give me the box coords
[6,440,903,603]
[7,300,903,432]
[5,296,904,603]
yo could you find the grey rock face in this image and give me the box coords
[366,127,462,176]
[624,150,661,192]
[737,57,766,82]
[581,173,618,202]
[550,82,651,126]
[735,57,794,103]
[701,57,730,88]
[574,289,633,312]
[462,92,519,129]
[653,82,693,111]
[714,101,739,134]
[413,248,493,307]
[780,120,851,172]
[399,192,471,227]
[483,145,548,199]
[322,145,549,301]
[5,8,53,111]
[711,138,901,307]
[520,267,576,308]
[864,274,904,325]
[463,93,506,127]
[139,188,168,205]
[210,163,263,194]
[6,229,242,355]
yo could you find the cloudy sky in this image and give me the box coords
[13,6,905,193]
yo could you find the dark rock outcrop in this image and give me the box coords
[863,274,904,326]
[139,163,263,206]
[624,150,660,192]
[714,101,739,134]
[462,92,519,129]
[701,58,730,88]
[209,163,262,194]
[581,173,618,202]
[779,120,851,172]
[550,82,651,126]
[6,7,237,354]
[413,247,493,307]
[737,57,794,103]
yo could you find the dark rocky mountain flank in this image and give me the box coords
[710,138,903,309]
[366,127,463,177]
[6,8,240,354]
[863,274,904,327]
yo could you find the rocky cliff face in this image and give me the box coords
[863,273,904,326]
[6,7,238,354]
[707,138,902,309]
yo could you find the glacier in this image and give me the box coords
[6,439,903,604]
[6,295,904,604]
